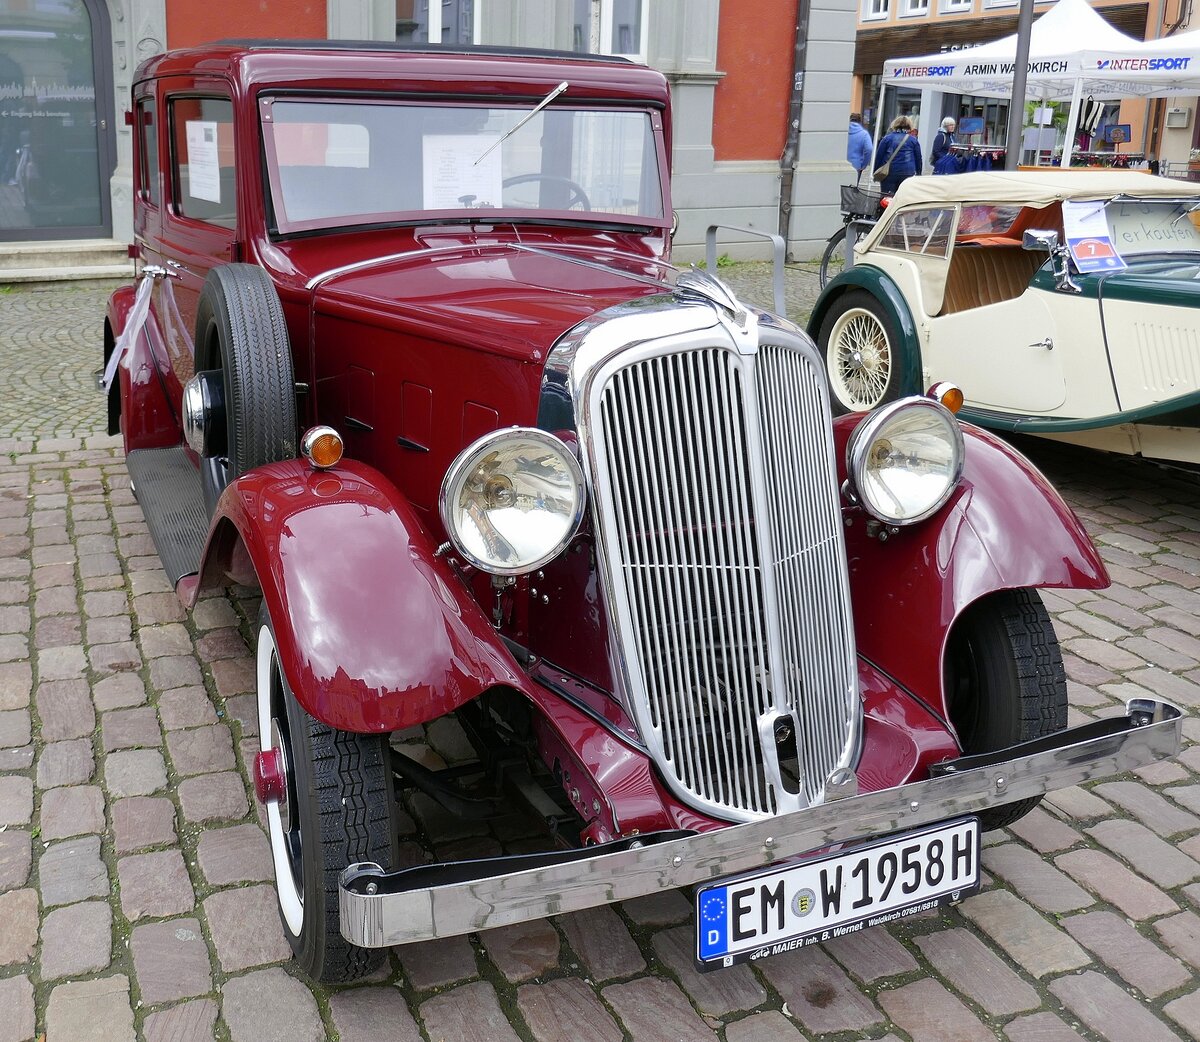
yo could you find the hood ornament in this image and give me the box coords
[675,266,746,323]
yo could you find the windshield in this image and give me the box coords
[261,97,666,234]
[1106,200,1200,256]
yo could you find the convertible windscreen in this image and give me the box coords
[1105,200,1200,256]
[261,97,665,233]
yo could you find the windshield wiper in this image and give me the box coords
[474,80,568,166]
[1173,202,1200,229]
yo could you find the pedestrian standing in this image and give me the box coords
[873,115,922,196]
[932,117,956,165]
[847,112,873,185]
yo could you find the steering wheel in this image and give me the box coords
[502,174,591,211]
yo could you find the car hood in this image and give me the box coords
[311,242,673,360]
[1099,256,1200,306]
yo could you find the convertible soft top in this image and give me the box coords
[857,170,1200,261]
[886,169,1200,209]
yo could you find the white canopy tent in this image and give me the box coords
[879,0,1200,164]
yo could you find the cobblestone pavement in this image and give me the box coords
[2,276,1200,1042]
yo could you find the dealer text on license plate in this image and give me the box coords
[694,818,980,969]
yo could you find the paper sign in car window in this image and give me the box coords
[422,135,503,210]
[185,121,222,203]
[1063,200,1127,273]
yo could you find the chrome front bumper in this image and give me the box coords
[339,699,1181,948]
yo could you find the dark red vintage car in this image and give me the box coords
[103,40,1180,984]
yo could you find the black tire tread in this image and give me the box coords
[302,716,394,982]
[949,588,1067,830]
[261,602,396,984]
[216,265,297,472]
[196,265,297,514]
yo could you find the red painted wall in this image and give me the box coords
[167,1,327,49]
[713,0,795,161]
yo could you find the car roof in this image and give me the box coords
[133,41,670,108]
[886,170,1200,208]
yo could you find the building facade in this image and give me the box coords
[0,1,857,261]
[852,0,1162,164]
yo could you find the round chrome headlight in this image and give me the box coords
[439,428,586,576]
[847,398,964,525]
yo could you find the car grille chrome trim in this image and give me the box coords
[582,322,859,821]
[756,344,861,805]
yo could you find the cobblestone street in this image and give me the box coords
[3,274,1200,1042]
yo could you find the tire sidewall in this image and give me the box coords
[255,618,305,941]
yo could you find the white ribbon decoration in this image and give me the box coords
[101,274,155,393]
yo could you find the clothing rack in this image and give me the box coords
[936,143,1008,174]
[1063,150,1146,169]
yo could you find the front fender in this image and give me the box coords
[835,414,1107,721]
[197,458,526,733]
[806,266,923,399]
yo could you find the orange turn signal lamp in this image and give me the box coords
[301,426,344,470]
[926,382,964,414]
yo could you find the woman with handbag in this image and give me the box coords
[873,116,922,196]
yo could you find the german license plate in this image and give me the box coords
[694,817,980,970]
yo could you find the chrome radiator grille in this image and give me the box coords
[588,340,858,821]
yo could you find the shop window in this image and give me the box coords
[862,0,890,20]
[137,99,159,207]
[169,97,236,228]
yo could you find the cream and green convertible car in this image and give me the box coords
[809,170,1200,464]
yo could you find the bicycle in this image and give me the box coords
[819,184,888,289]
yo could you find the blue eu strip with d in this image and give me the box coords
[698,887,728,961]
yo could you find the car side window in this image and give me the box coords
[169,96,236,228]
[137,99,159,207]
[878,207,956,258]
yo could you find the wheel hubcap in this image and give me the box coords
[253,746,286,804]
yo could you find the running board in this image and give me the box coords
[126,446,208,586]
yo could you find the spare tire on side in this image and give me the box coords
[193,264,297,515]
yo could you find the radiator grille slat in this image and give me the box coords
[590,339,857,820]
[756,346,858,805]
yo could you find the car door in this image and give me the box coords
[924,246,1069,414]
[142,79,241,407]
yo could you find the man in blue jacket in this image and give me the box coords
[874,116,922,196]
[847,113,873,185]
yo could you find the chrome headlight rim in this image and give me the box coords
[847,396,964,526]
[439,426,586,577]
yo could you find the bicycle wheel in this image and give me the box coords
[819,226,847,289]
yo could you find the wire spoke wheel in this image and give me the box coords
[827,307,893,410]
